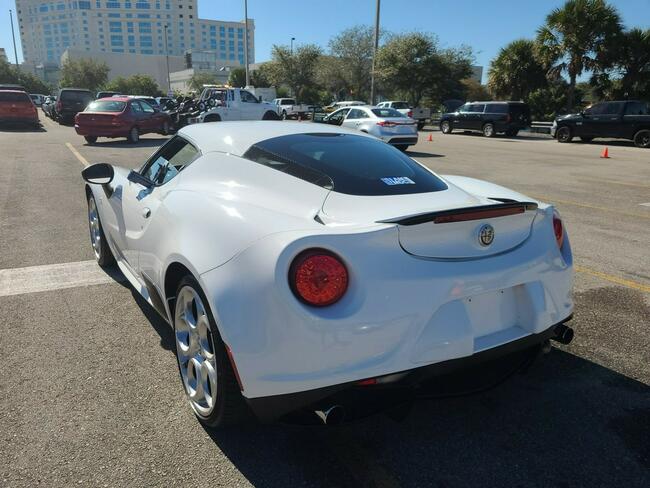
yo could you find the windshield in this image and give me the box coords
[60,90,93,103]
[391,102,409,109]
[243,133,448,196]
[86,100,126,112]
[371,108,406,118]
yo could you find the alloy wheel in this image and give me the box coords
[174,286,218,417]
[87,197,101,260]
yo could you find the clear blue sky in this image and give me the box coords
[2,0,649,82]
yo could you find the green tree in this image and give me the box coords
[536,0,622,110]
[527,79,585,120]
[59,58,109,92]
[228,67,246,87]
[265,44,322,101]
[0,58,52,93]
[461,78,491,101]
[188,72,219,92]
[488,39,548,100]
[104,74,162,96]
[376,33,473,106]
[326,25,376,101]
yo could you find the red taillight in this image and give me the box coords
[553,211,564,249]
[377,121,396,127]
[289,249,348,307]
[407,110,413,118]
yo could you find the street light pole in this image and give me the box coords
[370,0,380,105]
[243,0,250,87]
[290,37,295,55]
[164,24,171,95]
[9,9,19,69]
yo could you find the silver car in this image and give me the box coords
[323,106,418,150]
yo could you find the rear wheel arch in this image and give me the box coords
[164,261,193,314]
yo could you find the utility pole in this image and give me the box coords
[164,25,171,96]
[290,37,295,55]
[243,0,250,87]
[9,9,19,70]
[370,0,380,105]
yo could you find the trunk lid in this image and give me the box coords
[76,111,121,128]
[321,186,538,259]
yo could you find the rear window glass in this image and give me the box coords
[624,102,649,115]
[86,100,126,112]
[0,92,31,102]
[371,108,405,118]
[60,90,93,103]
[486,104,508,114]
[243,133,448,196]
[391,102,409,109]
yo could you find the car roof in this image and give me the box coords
[0,90,29,94]
[178,121,374,156]
[96,96,130,102]
[59,88,92,92]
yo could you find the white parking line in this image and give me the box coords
[0,260,125,298]
[640,202,650,207]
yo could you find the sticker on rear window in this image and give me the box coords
[381,176,415,186]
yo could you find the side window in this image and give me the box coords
[585,103,606,115]
[469,104,486,113]
[347,109,363,119]
[458,104,470,113]
[140,101,155,113]
[603,102,623,115]
[140,136,200,186]
[487,104,508,114]
[624,102,649,115]
[131,101,143,114]
[240,91,258,103]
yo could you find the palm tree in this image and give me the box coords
[488,39,547,100]
[536,0,622,110]
[614,28,650,99]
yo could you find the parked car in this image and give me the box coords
[272,98,311,119]
[42,96,56,118]
[192,87,280,123]
[323,100,366,113]
[81,121,574,427]
[130,95,161,110]
[551,100,650,148]
[74,96,172,144]
[0,90,40,127]
[315,105,418,150]
[96,91,121,99]
[376,101,431,130]
[54,88,94,124]
[440,101,531,137]
[29,94,46,106]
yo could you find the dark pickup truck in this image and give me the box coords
[551,100,650,148]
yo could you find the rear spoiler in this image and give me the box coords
[378,201,538,226]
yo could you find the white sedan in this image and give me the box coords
[82,121,574,426]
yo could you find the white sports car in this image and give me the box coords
[82,121,574,426]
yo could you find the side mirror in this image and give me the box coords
[82,163,114,185]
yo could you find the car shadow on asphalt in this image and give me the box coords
[0,125,46,133]
[406,150,445,158]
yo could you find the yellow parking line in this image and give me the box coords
[530,194,650,220]
[575,265,650,293]
[65,142,89,167]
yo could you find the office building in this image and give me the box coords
[15,1,254,67]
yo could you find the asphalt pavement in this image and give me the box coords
[0,116,648,487]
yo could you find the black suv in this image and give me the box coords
[551,100,650,148]
[54,88,94,124]
[439,101,531,137]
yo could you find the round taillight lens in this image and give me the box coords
[289,250,348,307]
[553,212,564,249]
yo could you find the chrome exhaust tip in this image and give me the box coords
[552,323,574,345]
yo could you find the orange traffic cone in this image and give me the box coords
[600,147,609,158]
[427,133,433,142]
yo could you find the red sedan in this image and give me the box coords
[0,90,40,127]
[75,97,172,144]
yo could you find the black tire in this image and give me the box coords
[263,111,281,120]
[505,129,519,137]
[633,129,650,148]
[161,120,171,135]
[281,110,287,120]
[580,136,593,143]
[87,193,115,267]
[440,120,452,134]
[84,136,97,144]
[173,275,251,427]
[483,122,496,137]
[127,126,139,144]
[203,114,221,123]
[395,144,409,152]
[556,126,573,143]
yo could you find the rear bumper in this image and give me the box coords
[0,116,39,125]
[75,125,127,137]
[247,316,571,422]
[378,135,418,145]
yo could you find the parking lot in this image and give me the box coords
[1,117,649,487]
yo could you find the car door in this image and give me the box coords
[130,100,148,131]
[138,100,158,132]
[239,90,261,119]
[465,104,486,130]
[453,104,471,129]
[579,102,607,136]
[326,108,350,126]
[342,108,364,130]
[596,102,625,137]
